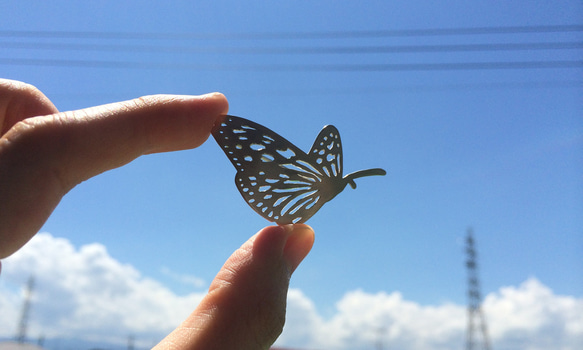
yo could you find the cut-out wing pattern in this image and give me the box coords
[212,115,386,224]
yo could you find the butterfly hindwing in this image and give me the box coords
[308,125,343,180]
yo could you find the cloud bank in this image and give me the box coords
[0,233,205,345]
[1,233,581,349]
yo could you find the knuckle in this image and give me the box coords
[2,115,74,193]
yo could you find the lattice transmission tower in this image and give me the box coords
[16,275,35,343]
[465,229,491,350]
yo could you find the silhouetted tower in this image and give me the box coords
[465,229,491,350]
[16,275,35,343]
[374,326,386,350]
[127,335,135,350]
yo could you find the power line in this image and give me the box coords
[2,41,581,55]
[465,229,491,350]
[0,57,581,71]
[0,24,581,40]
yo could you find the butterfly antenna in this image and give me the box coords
[344,168,386,189]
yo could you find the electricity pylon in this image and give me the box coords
[16,275,35,343]
[465,229,491,350]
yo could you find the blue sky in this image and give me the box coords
[1,1,582,349]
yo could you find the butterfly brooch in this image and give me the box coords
[212,115,386,224]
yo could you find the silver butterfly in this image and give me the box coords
[212,115,386,224]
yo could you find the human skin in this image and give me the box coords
[0,79,315,349]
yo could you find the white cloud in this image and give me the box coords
[0,233,205,346]
[1,233,581,350]
[278,289,465,350]
[484,278,583,350]
[276,279,583,350]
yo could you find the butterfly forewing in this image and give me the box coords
[212,115,304,173]
[213,116,335,224]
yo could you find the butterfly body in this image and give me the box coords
[212,115,386,224]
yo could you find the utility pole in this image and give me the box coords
[465,229,491,350]
[16,275,35,343]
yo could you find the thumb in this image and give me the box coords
[155,224,315,350]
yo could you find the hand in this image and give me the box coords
[0,79,315,349]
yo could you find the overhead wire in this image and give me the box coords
[0,24,581,72]
[0,24,582,40]
[0,58,581,71]
[1,41,581,55]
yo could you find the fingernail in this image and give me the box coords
[200,92,224,98]
[283,224,315,274]
[199,92,228,105]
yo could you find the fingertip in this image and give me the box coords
[283,224,315,273]
[250,224,293,261]
[139,92,228,153]
[249,224,314,274]
[201,91,228,102]
[199,92,229,116]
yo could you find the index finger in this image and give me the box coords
[0,92,228,258]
